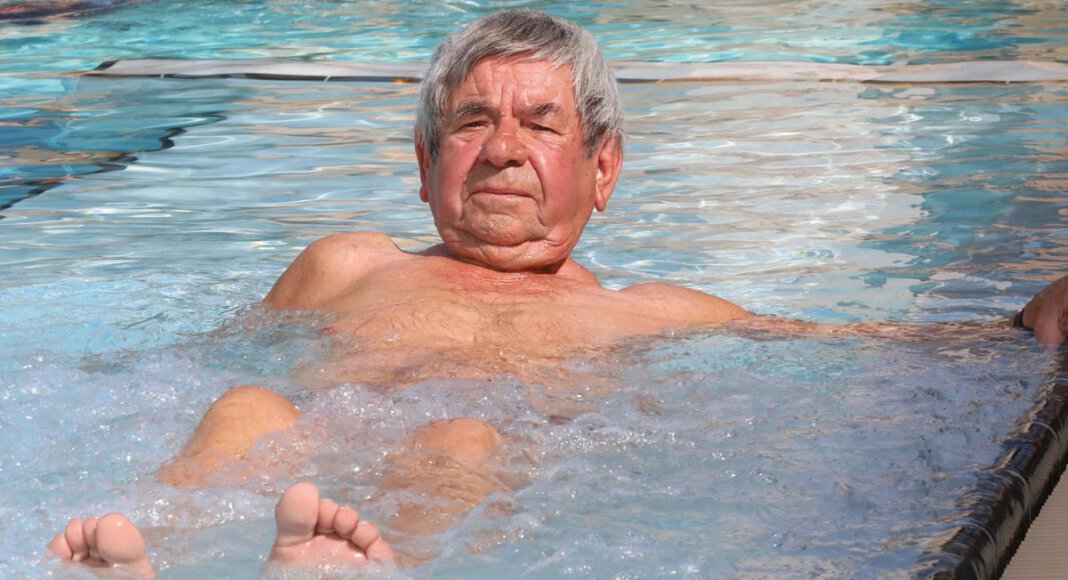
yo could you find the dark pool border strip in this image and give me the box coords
[0,156,130,216]
[0,121,219,220]
[83,58,1068,84]
[915,353,1068,579]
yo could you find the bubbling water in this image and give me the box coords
[4,309,1049,578]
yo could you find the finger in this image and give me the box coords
[1033,300,1068,346]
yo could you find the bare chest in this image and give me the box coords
[324,282,657,355]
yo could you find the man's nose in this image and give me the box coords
[480,119,528,167]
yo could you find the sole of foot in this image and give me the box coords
[49,513,155,578]
[268,481,395,569]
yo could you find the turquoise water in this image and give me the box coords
[2,0,1067,72]
[2,1,1068,578]
[4,0,1068,215]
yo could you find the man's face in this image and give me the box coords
[417,57,621,272]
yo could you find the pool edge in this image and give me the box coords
[81,58,1068,84]
[915,353,1068,579]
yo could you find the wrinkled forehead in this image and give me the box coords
[446,55,578,112]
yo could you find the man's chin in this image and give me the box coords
[445,239,568,273]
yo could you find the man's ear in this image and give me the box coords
[593,135,623,212]
[415,133,430,203]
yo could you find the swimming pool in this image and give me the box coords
[2,1,1068,577]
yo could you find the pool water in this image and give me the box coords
[2,1,1068,578]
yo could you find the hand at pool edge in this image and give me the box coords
[1019,275,1068,346]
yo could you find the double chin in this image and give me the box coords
[439,226,571,273]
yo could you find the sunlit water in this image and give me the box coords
[3,0,1068,72]
[2,1,1068,578]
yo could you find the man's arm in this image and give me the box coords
[615,275,1068,345]
[263,232,396,311]
[1015,275,1068,346]
[622,282,753,325]
[727,275,1068,346]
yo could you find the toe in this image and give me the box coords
[316,499,339,534]
[48,531,74,560]
[64,519,89,561]
[82,516,100,556]
[274,482,321,546]
[352,521,379,548]
[333,507,359,537]
[356,521,394,565]
[365,541,394,565]
[95,513,147,566]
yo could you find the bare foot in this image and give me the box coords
[269,481,394,570]
[49,513,155,578]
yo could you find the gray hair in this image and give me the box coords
[415,9,624,162]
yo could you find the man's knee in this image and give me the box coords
[193,385,298,451]
[412,417,500,466]
[161,386,299,486]
[209,384,297,420]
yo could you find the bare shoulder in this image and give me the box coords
[263,232,401,310]
[304,231,398,257]
[621,281,752,324]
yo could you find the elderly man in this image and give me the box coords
[48,9,1068,578]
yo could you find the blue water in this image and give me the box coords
[4,0,1068,218]
[2,1,1068,578]
[2,0,1066,73]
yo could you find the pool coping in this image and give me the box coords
[915,353,1068,579]
[83,58,1068,84]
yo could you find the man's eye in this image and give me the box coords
[453,120,484,131]
[531,124,556,133]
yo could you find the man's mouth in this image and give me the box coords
[471,186,533,198]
